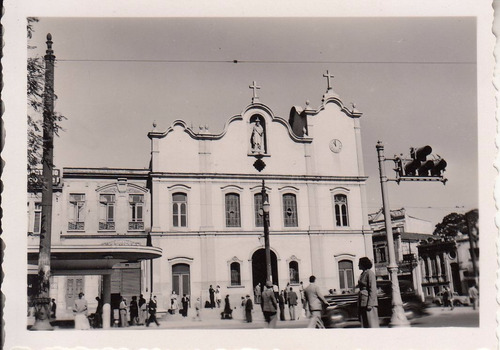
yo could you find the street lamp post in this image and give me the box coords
[32,34,56,331]
[376,141,410,327]
[261,180,272,283]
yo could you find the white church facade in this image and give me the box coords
[147,78,374,310]
[27,74,375,318]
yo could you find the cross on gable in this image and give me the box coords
[323,70,334,91]
[249,81,261,102]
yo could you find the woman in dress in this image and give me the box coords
[170,291,179,314]
[138,294,147,325]
[129,296,139,325]
[357,257,379,328]
[73,292,90,330]
[119,297,128,327]
[222,295,232,319]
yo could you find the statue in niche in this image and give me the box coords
[251,119,265,153]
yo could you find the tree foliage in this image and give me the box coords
[433,210,479,238]
[27,17,66,191]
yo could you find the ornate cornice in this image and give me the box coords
[147,103,313,144]
[150,172,368,183]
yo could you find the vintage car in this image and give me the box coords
[321,280,428,328]
[432,291,470,306]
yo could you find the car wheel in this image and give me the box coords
[454,300,462,307]
[433,300,441,306]
[404,302,419,320]
[329,310,348,328]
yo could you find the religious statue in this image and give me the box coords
[251,120,265,153]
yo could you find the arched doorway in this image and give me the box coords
[251,249,278,290]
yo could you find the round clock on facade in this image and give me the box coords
[329,139,342,153]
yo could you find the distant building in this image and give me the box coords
[417,230,477,300]
[368,208,433,297]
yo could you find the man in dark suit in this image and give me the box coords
[261,281,278,328]
[244,295,253,323]
[146,296,160,327]
[287,287,298,320]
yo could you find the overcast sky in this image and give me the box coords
[29,17,477,227]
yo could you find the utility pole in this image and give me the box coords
[376,141,410,327]
[31,33,55,330]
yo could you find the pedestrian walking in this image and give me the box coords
[73,292,90,330]
[221,295,233,319]
[170,291,179,314]
[119,297,128,327]
[287,286,298,320]
[130,296,139,325]
[442,286,454,310]
[468,283,479,310]
[181,294,189,317]
[50,299,57,319]
[240,296,246,320]
[193,297,202,321]
[209,285,215,308]
[138,294,147,325]
[254,283,262,304]
[95,296,103,328]
[216,285,222,308]
[261,281,278,328]
[146,296,160,327]
[299,281,308,318]
[278,291,286,321]
[357,257,379,328]
[304,275,328,328]
[245,295,253,323]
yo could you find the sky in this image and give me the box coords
[28,17,478,227]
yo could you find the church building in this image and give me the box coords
[27,72,374,319]
[147,74,374,310]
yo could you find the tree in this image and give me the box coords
[433,210,479,238]
[27,17,65,191]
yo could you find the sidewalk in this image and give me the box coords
[425,305,479,316]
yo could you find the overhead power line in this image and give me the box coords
[56,58,475,65]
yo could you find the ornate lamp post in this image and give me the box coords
[261,180,272,283]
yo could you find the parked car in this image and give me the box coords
[432,291,470,306]
[321,280,428,328]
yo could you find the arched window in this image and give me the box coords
[225,193,241,227]
[230,262,241,286]
[283,193,298,227]
[338,260,354,290]
[254,193,263,227]
[334,194,349,227]
[289,261,299,284]
[172,193,187,227]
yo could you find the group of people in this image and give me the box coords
[119,294,161,327]
[168,291,190,317]
[253,281,306,323]
[117,294,149,327]
[253,256,381,329]
[208,285,222,308]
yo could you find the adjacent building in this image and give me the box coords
[368,208,433,297]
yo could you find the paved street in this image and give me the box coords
[45,305,479,330]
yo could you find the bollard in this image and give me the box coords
[102,303,111,329]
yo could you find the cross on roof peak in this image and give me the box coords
[249,81,261,103]
[323,70,334,91]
